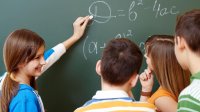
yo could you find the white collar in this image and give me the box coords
[92,90,129,99]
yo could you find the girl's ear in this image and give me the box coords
[18,58,29,69]
[96,60,102,76]
[17,62,25,69]
[131,74,139,87]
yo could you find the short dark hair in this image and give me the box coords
[175,9,200,54]
[100,38,143,85]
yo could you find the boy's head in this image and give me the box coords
[175,9,200,70]
[96,38,143,86]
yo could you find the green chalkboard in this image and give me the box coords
[0,0,199,112]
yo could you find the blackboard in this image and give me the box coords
[0,0,199,112]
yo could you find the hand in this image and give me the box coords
[139,68,154,92]
[62,16,90,49]
[72,16,90,41]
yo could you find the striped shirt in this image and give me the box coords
[74,90,156,112]
[177,72,200,112]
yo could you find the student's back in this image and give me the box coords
[75,38,155,112]
[75,98,155,112]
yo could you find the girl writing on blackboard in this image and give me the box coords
[0,16,90,112]
[139,35,190,112]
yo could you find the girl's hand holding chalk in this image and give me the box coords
[89,15,93,20]
[71,16,91,41]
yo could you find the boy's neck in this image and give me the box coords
[101,79,131,95]
[187,51,200,75]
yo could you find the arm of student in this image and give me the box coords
[41,43,66,73]
[63,16,90,49]
[155,96,177,112]
[0,16,91,88]
[139,69,154,101]
[41,16,90,73]
[140,94,151,102]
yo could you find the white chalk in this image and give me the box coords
[89,15,93,19]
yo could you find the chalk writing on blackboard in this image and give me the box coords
[88,0,179,24]
[88,0,142,23]
[153,0,179,18]
[84,0,180,60]
[83,29,143,60]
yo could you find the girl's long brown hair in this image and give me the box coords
[145,35,190,99]
[0,29,45,112]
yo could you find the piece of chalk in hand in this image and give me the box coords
[89,15,93,19]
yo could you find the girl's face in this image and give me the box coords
[144,53,153,71]
[20,45,46,77]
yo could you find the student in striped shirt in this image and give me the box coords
[174,9,200,112]
[74,38,156,112]
[0,16,90,112]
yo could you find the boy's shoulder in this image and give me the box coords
[75,100,155,112]
[178,79,200,111]
[179,79,200,99]
[75,90,155,112]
